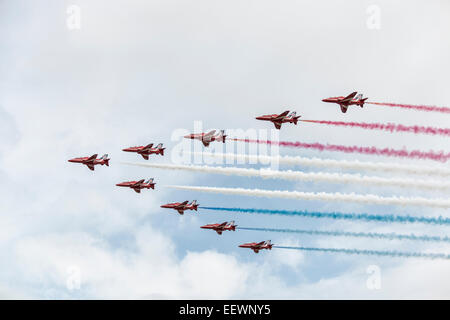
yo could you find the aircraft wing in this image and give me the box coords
[174,201,189,208]
[87,164,95,171]
[340,105,348,113]
[217,222,227,228]
[255,241,266,247]
[141,154,149,160]
[273,110,289,120]
[132,179,145,187]
[341,91,357,102]
[86,154,98,162]
[133,188,141,193]
[273,122,282,130]
[204,130,216,138]
[142,143,153,151]
[177,209,184,215]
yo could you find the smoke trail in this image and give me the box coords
[199,206,450,225]
[188,152,450,178]
[300,119,450,137]
[231,138,450,163]
[237,227,450,242]
[273,245,450,260]
[125,162,450,192]
[368,102,450,114]
[169,185,450,209]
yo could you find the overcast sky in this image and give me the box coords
[1,0,450,299]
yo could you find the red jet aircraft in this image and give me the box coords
[122,143,165,160]
[68,154,110,171]
[184,130,226,147]
[116,178,155,193]
[255,110,301,130]
[160,200,198,215]
[322,91,368,113]
[239,240,273,253]
[200,221,236,235]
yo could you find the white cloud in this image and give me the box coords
[12,229,251,299]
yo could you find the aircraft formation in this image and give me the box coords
[67,91,450,257]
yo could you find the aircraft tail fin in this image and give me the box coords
[157,143,165,155]
[360,97,368,107]
[289,112,301,125]
[146,178,154,184]
[101,154,109,160]
[191,200,198,210]
[101,154,109,166]
[216,130,227,143]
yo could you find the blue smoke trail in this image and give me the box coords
[199,207,450,225]
[237,227,450,243]
[274,246,450,260]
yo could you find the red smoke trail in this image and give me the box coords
[368,102,450,114]
[301,119,450,137]
[231,138,450,162]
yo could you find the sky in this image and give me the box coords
[0,0,450,299]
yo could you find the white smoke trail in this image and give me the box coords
[187,152,450,178]
[122,162,450,192]
[167,185,450,209]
